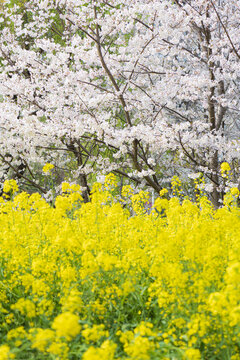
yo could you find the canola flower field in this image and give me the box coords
[0,175,240,360]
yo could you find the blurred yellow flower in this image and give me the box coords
[159,188,168,197]
[230,187,239,197]
[221,162,231,173]
[3,179,18,194]
[42,163,54,174]
[31,329,55,352]
[52,312,81,340]
[0,345,14,360]
[185,348,201,360]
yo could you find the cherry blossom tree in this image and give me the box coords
[0,0,239,206]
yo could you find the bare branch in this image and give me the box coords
[209,0,240,60]
[0,154,46,193]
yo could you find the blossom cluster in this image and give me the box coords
[0,177,240,359]
[0,0,239,206]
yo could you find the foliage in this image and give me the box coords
[0,176,240,359]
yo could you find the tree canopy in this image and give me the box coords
[0,0,239,206]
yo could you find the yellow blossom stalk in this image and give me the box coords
[221,162,231,178]
[230,187,239,197]
[3,179,19,194]
[159,188,168,197]
[42,163,54,175]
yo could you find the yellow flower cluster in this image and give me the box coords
[42,163,54,174]
[171,175,182,196]
[221,161,231,173]
[230,187,240,197]
[159,188,168,197]
[3,179,18,194]
[52,312,81,341]
[221,161,231,178]
[0,178,240,359]
[104,173,118,189]
[131,190,150,215]
[82,324,109,343]
[61,182,81,193]
[82,340,117,360]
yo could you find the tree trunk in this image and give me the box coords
[210,150,220,208]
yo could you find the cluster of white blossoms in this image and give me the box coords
[0,0,239,206]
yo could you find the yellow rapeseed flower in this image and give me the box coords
[185,348,201,360]
[31,329,55,353]
[220,162,231,178]
[1,179,240,358]
[104,173,117,189]
[0,345,14,360]
[230,187,239,197]
[62,182,81,193]
[159,188,168,197]
[82,340,117,360]
[3,179,18,194]
[42,163,54,174]
[221,162,231,172]
[52,312,81,340]
[47,341,69,358]
[82,324,109,343]
[11,298,36,318]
